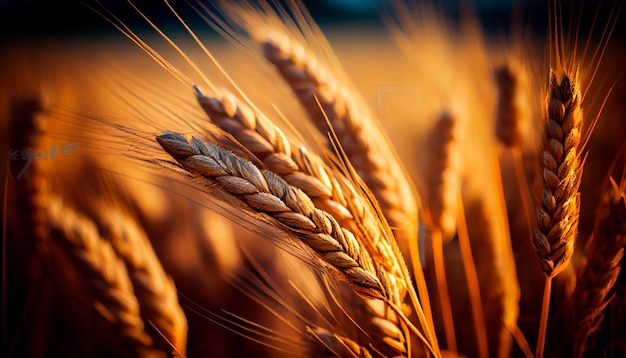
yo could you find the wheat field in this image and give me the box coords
[2,0,626,357]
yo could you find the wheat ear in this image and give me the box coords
[7,93,49,246]
[422,111,461,243]
[571,175,626,357]
[98,206,188,356]
[45,196,155,355]
[494,61,528,148]
[5,88,55,356]
[421,111,459,352]
[494,60,537,247]
[156,131,383,299]
[534,70,582,278]
[534,70,583,357]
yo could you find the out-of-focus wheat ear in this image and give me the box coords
[533,70,584,357]
[98,206,188,356]
[45,196,157,356]
[494,60,535,227]
[3,81,53,356]
[6,91,49,246]
[420,111,460,352]
[422,111,461,243]
[571,175,626,358]
[492,57,547,353]
[305,326,373,358]
[494,61,529,148]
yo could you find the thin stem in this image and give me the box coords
[536,277,552,358]
[456,194,489,358]
[408,227,435,343]
[2,168,8,352]
[432,229,456,352]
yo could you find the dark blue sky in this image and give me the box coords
[0,0,622,42]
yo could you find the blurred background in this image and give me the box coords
[0,0,571,38]
[1,1,625,357]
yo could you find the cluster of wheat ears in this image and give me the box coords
[2,0,626,357]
